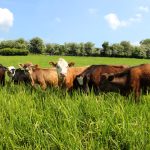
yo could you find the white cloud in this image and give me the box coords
[0,8,14,32]
[139,6,149,13]
[105,5,150,30]
[88,8,99,17]
[129,13,142,22]
[105,12,144,30]
[55,17,61,23]
[104,13,128,30]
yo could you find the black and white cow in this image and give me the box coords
[7,66,30,84]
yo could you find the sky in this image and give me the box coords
[0,0,150,47]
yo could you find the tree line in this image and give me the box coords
[0,37,150,58]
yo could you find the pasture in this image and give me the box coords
[0,55,150,149]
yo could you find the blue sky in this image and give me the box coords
[0,0,150,47]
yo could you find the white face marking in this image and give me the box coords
[77,76,83,85]
[56,58,69,77]
[7,66,16,77]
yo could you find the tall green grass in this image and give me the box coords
[0,55,149,149]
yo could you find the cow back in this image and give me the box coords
[31,67,58,87]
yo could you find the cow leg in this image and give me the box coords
[142,86,147,94]
[1,75,5,86]
[93,85,100,95]
[83,76,90,93]
[30,78,37,89]
[40,82,47,90]
[132,80,141,103]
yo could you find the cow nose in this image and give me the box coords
[60,73,66,77]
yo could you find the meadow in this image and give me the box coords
[0,55,150,150]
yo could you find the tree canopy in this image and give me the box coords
[1,37,150,58]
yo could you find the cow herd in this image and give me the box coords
[0,58,150,102]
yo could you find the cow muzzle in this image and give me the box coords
[59,73,66,78]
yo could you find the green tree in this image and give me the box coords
[0,40,15,49]
[59,45,66,55]
[64,43,80,56]
[29,37,45,54]
[120,41,133,57]
[15,38,28,49]
[53,44,61,55]
[110,43,124,57]
[140,39,150,45]
[78,43,85,56]
[92,48,100,56]
[101,41,111,56]
[132,46,146,58]
[140,39,150,58]
[84,42,95,56]
[45,44,55,55]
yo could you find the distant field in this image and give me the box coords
[0,55,149,149]
[1,55,150,67]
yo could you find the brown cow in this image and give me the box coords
[20,64,58,90]
[74,64,129,94]
[19,62,33,69]
[101,64,150,102]
[0,64,7,86]
[49,58,88,90]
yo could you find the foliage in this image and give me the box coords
[79,43,86,56]
[64,43,80,56]
[0,38,28,50]
[29,37,45,54]
[101,41,110,56]
[140,39,150,58]
[0,48,29,56]
[1,38,150,58]
[15,38,29,49]
[110,43,124,57]
[120,41,133,57]
[140,39,150,45]
[131,46,146,58]
[84,42,95,56]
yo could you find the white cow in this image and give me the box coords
[7,66,16,80]
[49,58,88,90]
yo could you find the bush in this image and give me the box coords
[0,48,29,56]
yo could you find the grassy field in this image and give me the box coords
[0,55,150,149]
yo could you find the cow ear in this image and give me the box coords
[18,64,24,68]
[4,67,8,71]
[2,66,8,71]
[33,64,39,69]
[68,62,75,67]
[49,62,57,67]
[36,64,40,67]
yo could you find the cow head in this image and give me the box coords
[12,68,31,84]
[18,62,33,70]
[7,66,16,77]
[49,58,75,78]
[24,64,39,74]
